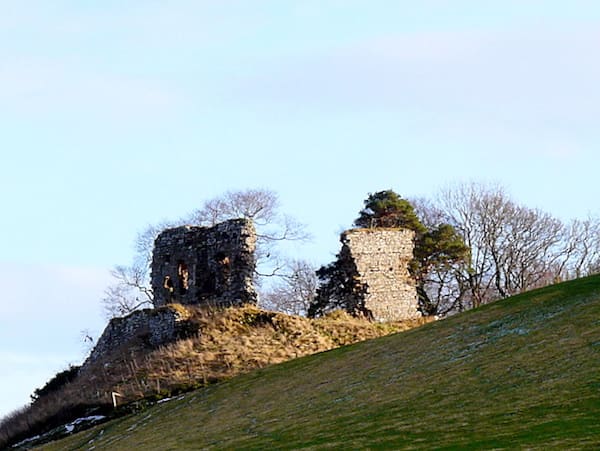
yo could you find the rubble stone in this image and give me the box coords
[340,228,421,322]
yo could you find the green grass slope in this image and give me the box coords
[40,275,600,450]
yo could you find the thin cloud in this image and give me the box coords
[229,26,600,123]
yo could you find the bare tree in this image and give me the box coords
[101,264,155,319]
[433,181,598,312]
[434,182,503,308]
[495,205,565,295]
[187,188,310,277]
[420,262,469,315]
[261,260,318,316]
[133,220,180,268]
[189,188,279,227]
[563,215,600,278]
[0,405,31,449]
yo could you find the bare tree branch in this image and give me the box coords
[102,263,155,319]
[261,260,318,316]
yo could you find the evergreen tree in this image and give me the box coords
[354,190,426,233]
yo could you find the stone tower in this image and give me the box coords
[340,228,421,322]
[150,218,257,308]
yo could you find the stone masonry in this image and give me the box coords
[82,305,197,367]
[151,218,257,308]
[340,228,421,322]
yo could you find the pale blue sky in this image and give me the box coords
[1,1,599,418]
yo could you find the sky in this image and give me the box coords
[1,1,599,418]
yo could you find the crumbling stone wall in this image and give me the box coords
[341,228,421,322]
[82,305,197,367]
[151,218,257,308]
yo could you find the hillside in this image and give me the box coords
[37,275,600,449]
[2,305,428,449]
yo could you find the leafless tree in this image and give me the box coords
[101,264,155,319]
[410,196,448,229]
[0,405,31,449]
[185,188,310,285]
[563,215,600,278]
[420,262,469,315]
[434,182,503,308]
[188,189,310,272]
[134,220,180,268]
[493,205,565,295]
[433,182,598,311]
[261,260,318,316]
[189,188,279,227]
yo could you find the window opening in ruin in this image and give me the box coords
[164,254,171,263]
[215,252,232,292]
[164,275,174,291]
[217,254,230,267]
[177,262,189,294]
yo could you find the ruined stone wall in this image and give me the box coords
[150,218,257,308]
[341,228,421,322]
[82,306,197,367]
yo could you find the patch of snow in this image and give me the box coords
[157,395,185,404]
[72,415,106,426]
[61,415,106,436]
[11,415,106,448]
[12,434,41,448]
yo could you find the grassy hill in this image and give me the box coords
[39,275,600,450]
[2,306,427,449]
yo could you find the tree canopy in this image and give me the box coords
[354,190,426,233]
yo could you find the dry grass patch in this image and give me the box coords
[129,305,430,399]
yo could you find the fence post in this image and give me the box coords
[111,392,123,408]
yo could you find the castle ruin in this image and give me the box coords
[150,218,258,308]
[339,228,421,322]
[82,221,421,372]
[81,219,257,368]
